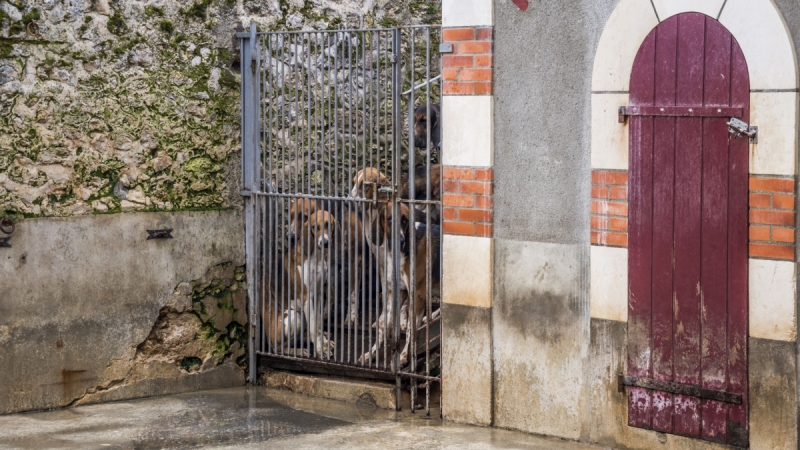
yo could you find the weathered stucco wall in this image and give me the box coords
[0,0,441,414]
[0,211,246,414]
[491,0,616,441]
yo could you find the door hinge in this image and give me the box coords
[727,117,758,144]
[618,374,743,404]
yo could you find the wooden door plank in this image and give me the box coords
[671,12,706,438]
[651,16,678,434]
[628,29,657,430]
[699,17,733,443]
[727,38,750,444]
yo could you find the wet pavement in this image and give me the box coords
[0,386,603,449]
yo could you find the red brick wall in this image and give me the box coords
[442,167,493,237]
[442,27,493,95]
[591,170,629,247]
[749,176,797,261]
[590,170,798,261]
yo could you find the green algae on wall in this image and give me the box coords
[0,0,441,221]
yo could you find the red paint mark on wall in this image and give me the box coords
[512,0,528,11]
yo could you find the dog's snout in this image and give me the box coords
[286,230,296,242]
[318,236,330,249]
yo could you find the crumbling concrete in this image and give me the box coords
[0,210,246,414]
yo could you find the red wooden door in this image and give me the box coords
[626,13,749,446]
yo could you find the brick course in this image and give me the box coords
[442,27,493,96]
[591,170,629,247]
[749,175,797,261]
[442,167,493,237]
[590,171,797,261]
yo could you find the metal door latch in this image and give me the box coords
[727,117,758,143]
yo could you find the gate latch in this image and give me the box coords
[727,117,758,144]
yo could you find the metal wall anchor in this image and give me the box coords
[0,217,14,235]
[727,117,758,143]
[0,217,14,248]
[146,229,173,240]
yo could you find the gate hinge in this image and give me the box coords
[241,189,252,197]
[727,117,758,144]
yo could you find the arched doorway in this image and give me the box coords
[624,13,749,446]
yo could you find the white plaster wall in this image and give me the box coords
[720,0,799,90]
[591,0,658,92]
[591,93,629,170]
[749,259,797,342]
[442,96,494,168]
[750,92,799,176]
[590,245,628,322]
[443,0,492,27]
[442,234,493,308]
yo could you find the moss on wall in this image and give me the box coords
[0,0,440,221]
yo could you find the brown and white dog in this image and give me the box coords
[280,210,339,358]
[399,163,442,224]
[413,103,442,151]
[384,202,441,367]
[350,168,407,364]
[286,198,366,327]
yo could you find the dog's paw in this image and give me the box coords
[357,352,372,365]
[343,313,359,328]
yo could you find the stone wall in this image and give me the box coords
[0,0,440,219]
[0,0,440,414]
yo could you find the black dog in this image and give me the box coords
[413,103,441,151]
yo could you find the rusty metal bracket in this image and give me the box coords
[618,374,742,404]
[146,229,173,240]
[619,105,744,123]
[26,20,39,36]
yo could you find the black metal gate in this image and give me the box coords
[238,24,442,414]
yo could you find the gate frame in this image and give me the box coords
[237,24,444,412]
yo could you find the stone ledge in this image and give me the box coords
[260,369,410,411]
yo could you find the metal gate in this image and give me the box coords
[238,24,442,414]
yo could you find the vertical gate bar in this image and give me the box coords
[380,30,388,371]
[298,31,309,358]
[276,35,292,356]
[334,30,345,365]
[392,27,403,410]
[360,30,368,368]
[241,22,261,384]
[264,33,270,358]
[329,30,340,364]
[368,30,377,370]
[439,46,444,418]
[327,29,346,362]
[408,26,418,413]
[424,25,432,417]
[345,30,354,365]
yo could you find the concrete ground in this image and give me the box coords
[0,386,604,449]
